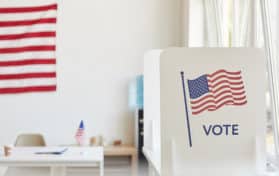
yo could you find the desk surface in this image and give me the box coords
[0,147,103,166]
[104,145,137,156]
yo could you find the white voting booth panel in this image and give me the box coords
[143,50,162,175]
[144,48,267,176]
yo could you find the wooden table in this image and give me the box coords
[104,145,138,176]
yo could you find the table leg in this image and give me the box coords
[131,153,138,176]
[50,166,66,176]
[99,161,104,176]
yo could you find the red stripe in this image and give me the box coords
[0,32,56,40]
[208,80,243,88]
[191,90,246,104]
[210,85,245,94]
[208,75,242,83]
[191,95,247,110]
[0,85,56,94]
[0,72,56,80]
[0,18,56,27]
[207,69,241,78]
[0,59,56,66]
[0,45,55,54]
[208,101,247,111]
[192,100,247,115]
[0,4,57,14]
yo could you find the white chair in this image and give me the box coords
[4,134,50,176]
[15,134,46,147]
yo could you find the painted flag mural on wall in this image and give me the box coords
[0,3,57,94]
[187,69,247,115]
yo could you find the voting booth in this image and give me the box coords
[144,48,267,176]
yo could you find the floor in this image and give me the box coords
[0,157,148,176]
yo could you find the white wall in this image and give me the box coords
[143,50,161,152]
[0,0,182,146]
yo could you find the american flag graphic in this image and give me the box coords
[0,3,57,94]
[75,120,85,145]
[188,69,247,115]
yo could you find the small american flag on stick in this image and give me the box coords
[0,3,57,94]
[187,69,247,115]
[75,120,85,145]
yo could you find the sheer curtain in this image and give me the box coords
[198,0,279,166]
[204,0,260,47]
[204,0,228,47]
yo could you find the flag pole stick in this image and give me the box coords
[180,71,193,148]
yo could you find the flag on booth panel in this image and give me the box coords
[188,69,247,115]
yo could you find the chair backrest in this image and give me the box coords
[15,134,46,147]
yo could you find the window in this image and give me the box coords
[189,0,279,167]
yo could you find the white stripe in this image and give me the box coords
[208,77,243,86]
[208,82,244,90]
[191,90,245,105]
[193,93,246,101]
[207,102,246,111]
[209,84,244,91]
[0,78,56,88]
[208,83,244,90]
[0,65,56,74]
[0,1,56,7]
[191,98,247,112]
[209,83,245,92]
[191,92,246,105]
[194,98,246,111]
[208,73,241,81]
[0,51,55,61]
[0,10,57,21]
[0,38,55,48]
[0,24,56,35]
[209,85,244,93]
